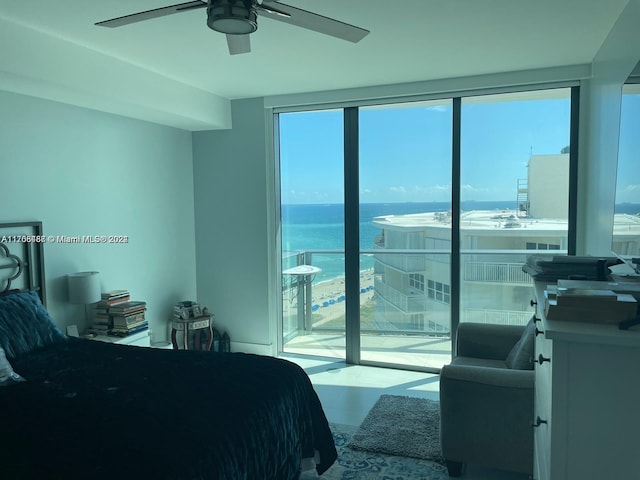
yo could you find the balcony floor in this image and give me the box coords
[283,332,453,370]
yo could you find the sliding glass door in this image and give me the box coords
[612,82,640,257]
[459,89,572,328]
[277,86,577,371]
[279,109,346,358]
[358,101,453,369]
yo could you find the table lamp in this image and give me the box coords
[68,271,101,325]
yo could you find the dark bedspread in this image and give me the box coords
[0,338,337,479]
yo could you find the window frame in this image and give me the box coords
[273,82,579,370]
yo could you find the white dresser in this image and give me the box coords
[533,283,640,480]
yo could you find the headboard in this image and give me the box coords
[0,222,46,306]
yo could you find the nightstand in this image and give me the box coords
[171,315,213,350]
[90,329,151,347]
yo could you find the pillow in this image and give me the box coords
[0,289,20,297]
[505,316,536,370]
[0,346,25,386]
[0,290,66,359]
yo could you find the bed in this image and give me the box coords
[0,222,337,479]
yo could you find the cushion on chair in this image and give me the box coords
[505,316,536,370]
[450,356,509,369]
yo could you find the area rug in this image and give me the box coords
[300,423,448,480]
[348,395,444,463]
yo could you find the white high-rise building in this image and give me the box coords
[371,153,640,333]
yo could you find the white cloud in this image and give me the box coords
[461,184,489,193]
[618,184,640,203]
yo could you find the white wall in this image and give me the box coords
[577,0,640,255]
[0,17,231,131]
[1,90,198,341]
[528,154,569,219]
[193,98,276,355]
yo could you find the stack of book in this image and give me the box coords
[100,289,130,305]
[88,290,131,335]
[172,300,202,320]
[109,301,148,337]
[88,315,111,336]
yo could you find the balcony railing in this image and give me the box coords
[373,251,426,272]
[374,276,426,314]
[463,261,532,285]
[462,308,532,326]
[282,248,539,339]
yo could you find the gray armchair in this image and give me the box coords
[439,321,535,477]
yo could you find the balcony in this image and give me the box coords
[282,249,535,369]
[373,247,450,272]
[284,331,453,370]
[373,276,426,314]
[462,308,532,325]
[463,260,533,285]
[373,249,426,272]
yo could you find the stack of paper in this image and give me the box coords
[523,255,622,282]
[544,284,638,324]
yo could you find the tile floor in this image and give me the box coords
[282,354,529,480]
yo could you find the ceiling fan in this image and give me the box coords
[95,0,370,55]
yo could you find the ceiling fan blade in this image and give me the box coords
[258,1,369,43]
[256,2,291,18]
[227,34,252,55]
[95,1,207,28]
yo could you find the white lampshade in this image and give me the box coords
[67,271,101,304]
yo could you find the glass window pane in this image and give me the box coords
[460,88,571,326]
[612,84,640,259]
[279,110,346,358]
[360,100,453,369]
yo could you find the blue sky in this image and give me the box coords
[617,91,640,203]
[279,90,640,204]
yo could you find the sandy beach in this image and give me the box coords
[283,269,375,328]
[312,270,374,302]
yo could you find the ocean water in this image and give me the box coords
[281,202,640,283]
[281,201,511,282]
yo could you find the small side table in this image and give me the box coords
[171,315,213,350]
[282,264,322,333]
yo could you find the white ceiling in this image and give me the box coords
[0,0,632,130]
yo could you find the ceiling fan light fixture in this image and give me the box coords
[207,0,257,35]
